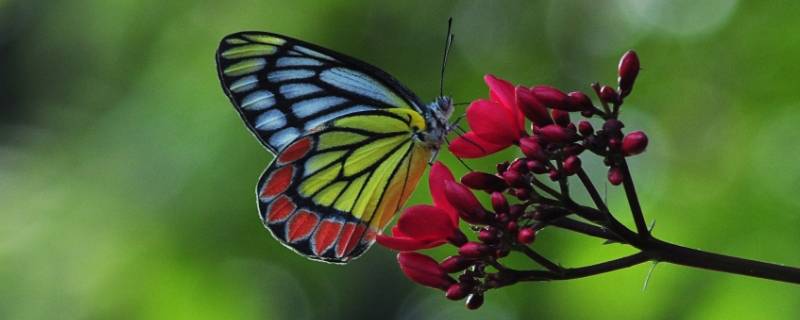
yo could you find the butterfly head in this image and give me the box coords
[416,96,454,149]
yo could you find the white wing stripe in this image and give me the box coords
[291,96,349,118]
[320,67,403,107]
[230,75,259,93]
[280,83,323,99]
[276,57,323,67]
[268,69,316,82]
[255,109,286,131]
[241,91,276,110]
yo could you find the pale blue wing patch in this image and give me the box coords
[268,69,316,82]
[276,57,324,68]
[255,109,286,131]
[241,90,276,110]
[269,127,301,150]
[291,96,349,118]
[303,105,373,131]
[319,67,407,108]
[280,83,323,99]
[229,75,259,93]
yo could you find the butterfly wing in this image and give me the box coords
[258,108,432,263]
[216,31,426,152]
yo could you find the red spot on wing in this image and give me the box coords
[312,219,343,255]
[335,223,356,258]
[278,137,313,164]
[336,223,366,258]
[266,195,296,223]
[261,165,294,198]
[286,210,319,242]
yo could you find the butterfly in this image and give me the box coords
[215,31,454,263]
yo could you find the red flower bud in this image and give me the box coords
[517,227,536,244]
[501,170,525,188]
[567,91,593,111]
[447,229,468,246]
[513,187,531,200]
[491,192,509,213]
[532,85,570,110]
[461,172,508,192]
[397,252,456,290]
[440,255,471,273]
[563,155,581,175]
[478,228,498,244]
[444,181,488,224]
[618,50,640,97]
[466,293,485,309]
[536,124,576,144]
[603,119,625,133]
[551,109,571,126]
[446,283,470,300]
[519,136,547,160]
[608,138,621,151]
[458,242,491,258]
[526,160,548,174]
[599,85,619,104]
[622,131,648,156]
[506,221,518,233]
[608,167,624,185]
[578,120,594,136]
[516,86,552,127]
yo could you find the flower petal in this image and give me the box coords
[448,131,507,158]
[396,205,455,240]
[429,162,458,226]
[486,75,525,131]
[397,252,455,290]
[467,99,520,145]
[376,234,445,251]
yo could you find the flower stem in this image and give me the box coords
[618,158,650,237]
[644,237,800,284]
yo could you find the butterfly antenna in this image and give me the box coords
[453,101,471,107]
[439,17,455,97]
[451,125,488,154]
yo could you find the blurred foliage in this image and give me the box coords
[1,0,799,319]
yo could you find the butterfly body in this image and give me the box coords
[216,31,452,263]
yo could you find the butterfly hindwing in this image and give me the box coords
[216,31,427,152]
[257,109,431,263]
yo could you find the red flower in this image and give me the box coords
[397,252,456,290]
[449,75,526,158]
[376,162,463,250]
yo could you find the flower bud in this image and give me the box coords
[519,136,547,160]
[548,169,560,181]
[510,204,525,218]
[440,255,471,273]
[603,119,625,133]
[513,188,530,200]
[608,166,624,185]
[506,221,518,233]
[578,120,594,136]
[535,124,576,144]
[532,85,570,110]
[458,242,491,258]
[461,172,507,192]
[478,228,498,244]
[466,293,485,309]
[563,143,585,156]
[516,86,552,126]
[444,181,488,224]
[446,283,470,300]
[509,158,529,174]
[517,227,536,244]
[491,192,509,213]
[618,50,640,97]
[599,85,619,104]
[622,131,648,156]
[398,252,456,290]
[526,160,548,174]
[563,155,581,175]
[567,91,593,111]
[608,138,621,151]
[552,109,571,126]
[502,170,525,188]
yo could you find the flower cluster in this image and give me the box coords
[378,50,649,309]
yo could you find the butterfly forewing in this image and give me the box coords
[216,31,426,152]
[257,109,431,263]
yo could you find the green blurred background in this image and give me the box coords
[2,0,799,319]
